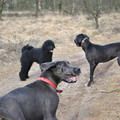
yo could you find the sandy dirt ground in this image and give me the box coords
[0,50,120,120]
[0,14,120,120]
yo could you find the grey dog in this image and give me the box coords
[74,33,120,86]
[0,60,81,120]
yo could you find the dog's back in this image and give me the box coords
[21,44,34,53]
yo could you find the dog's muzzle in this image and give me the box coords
[64,67,81,83]
[74,39,81,47]
[74,67,81,75]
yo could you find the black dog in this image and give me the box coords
[0,60,81,120]
[19,40,55,81]
[74,33,120,86]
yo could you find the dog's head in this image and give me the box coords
[41,60,81,83]
[74,34,89,47]
[42,40,55,53]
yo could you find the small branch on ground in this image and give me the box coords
[101,88,120,93]
[85,97,95,103]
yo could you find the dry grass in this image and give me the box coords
[0,13,120,78]
[0,13,120,120]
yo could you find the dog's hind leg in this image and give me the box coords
[19,61,32,81]
[0,107,20,120]
[117,54,120,66]
[87,63,98,86]
[25,62,33,78]
[0,99,25,120]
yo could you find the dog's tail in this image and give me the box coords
[21,44,34,53]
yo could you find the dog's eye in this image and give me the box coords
[62,66,66,70]
[62,66,66,72]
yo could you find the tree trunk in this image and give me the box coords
[35,0,40,18]
[72,0,77,14]
[95,17,99,29]
[53,0,56,12]
[83,0,101,29]
[0,0,4,20]
[58,0,62,14]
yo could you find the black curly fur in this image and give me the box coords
[19,40,55,81]
[21,44,34,53]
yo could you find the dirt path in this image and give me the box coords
[56,52,120,120]
[0,51,120,120]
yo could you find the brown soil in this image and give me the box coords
[57,52,120,120]
[0,14,120,120]
[0,50,120,120]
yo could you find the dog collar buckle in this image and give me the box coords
[56,90,63,93]
[38,77,63,93]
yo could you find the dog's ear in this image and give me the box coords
[83,34,89,40]
[40,62,56,71]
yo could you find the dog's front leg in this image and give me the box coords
[88,63,98,86]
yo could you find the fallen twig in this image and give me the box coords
[101,88,120,93]
[85,97,95,103]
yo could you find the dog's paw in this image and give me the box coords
[20,78,26,81]
[26,76,29,79]
[84,81,94,87]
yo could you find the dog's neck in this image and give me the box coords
[82,39,92,52]
[40,70,60,87]
[81,37,88,47]
[38,77,57,89]
[38,70,63,93]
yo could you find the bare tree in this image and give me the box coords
[52,0,56,12]
[83,0,101,29]
[35,0,40,18]
[58,0,62,14]
[72,0,77,14]
[0,0,6,20]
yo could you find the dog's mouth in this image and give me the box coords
[65,76,78,83]
[76,44,80,47]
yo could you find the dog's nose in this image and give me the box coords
[75,67,81,73]
[74,39,76,43]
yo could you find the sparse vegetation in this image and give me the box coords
[0,0,120,119]
[0,13,120,64]
[0,12,120,120]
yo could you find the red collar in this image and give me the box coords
[38,77,63,93]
